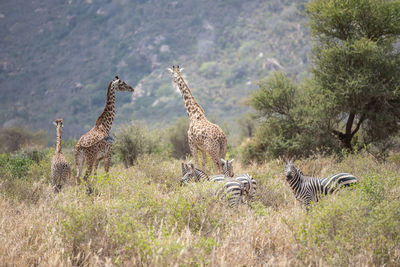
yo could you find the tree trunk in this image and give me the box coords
[332,112,365,151]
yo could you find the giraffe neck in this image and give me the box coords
[56,125,62,153]
[95,81,115,133]
[175,72,205,121]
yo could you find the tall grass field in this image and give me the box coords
[0,149,399,266]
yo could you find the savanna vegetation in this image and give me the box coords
[1,0,400,266]
[0,139,399,265]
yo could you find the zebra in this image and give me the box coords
[220,158,257,202]
[234,174,257,202]
[180,159,230,183]
[220,158,234,177]
[284,160,357,209]
[217,179,244,207]
[180,160,244,207]
[180,161,208,184]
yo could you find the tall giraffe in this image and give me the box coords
[168,66,227,173]
[51,118,71,192]
[75,76,134,183]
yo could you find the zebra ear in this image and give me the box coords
[167,68,173,73]
[52,121,57,126]
[228,159,234,164]
[220,158,226,164]
[187,159,192,165]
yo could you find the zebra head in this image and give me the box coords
[284,161,298,181]
[180,162,195,185]
[181,159,192,177]
[221,158,234,177]
[180,161,208,185]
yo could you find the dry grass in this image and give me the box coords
[0,151,399,266]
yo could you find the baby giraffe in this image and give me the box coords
[51,119,71,192]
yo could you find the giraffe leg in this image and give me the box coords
[189,139,199,167]
[83,156,95,182]
[104,151,111,173]
[93,158,100,176]
[201,150,207,170]
[207,143,222,173]
[75,150,85,184]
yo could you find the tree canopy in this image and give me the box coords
[245,0,400,161]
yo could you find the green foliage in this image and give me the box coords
[113,122,170,168]
[0,153,34,179]
[0,127,49,153]
[166,117,191,159]
[297,169,400,266]
[235,113,257,140]
[307,0,400,150]
[244,72,337,162]
[198,61,219,78]
[244,0,400,161]
[0,148,54,203]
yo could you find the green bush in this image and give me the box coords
[167,117,190,159]
[0,153,34,179]
[0,127,49,153]
[113,122,170,168]
[297,165,400,266]
[198,61,218,78]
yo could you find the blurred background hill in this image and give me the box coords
[0,0,309,138]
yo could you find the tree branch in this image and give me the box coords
[351,114,366,137]
[345,112,355,136]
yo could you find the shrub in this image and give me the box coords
[198,61,218,78]
[0,153,34,179]
[0,127,49,153]
[113,122,170,168]
[296,158,400,266]
[167,117,190,159]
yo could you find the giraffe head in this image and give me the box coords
[53,118,63,130]
[167,65,184,83]
[112,76,135,92]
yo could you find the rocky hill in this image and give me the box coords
[0,0,310,138]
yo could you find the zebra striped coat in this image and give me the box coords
[180,161,244,207]
[284,161,357,208]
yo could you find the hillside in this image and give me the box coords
[0,0,310,138]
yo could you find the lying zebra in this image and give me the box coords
[180,159,257,205]
[284,159,357,210]
[180,161,243,207]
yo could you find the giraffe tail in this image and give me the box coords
[220,136,228,159]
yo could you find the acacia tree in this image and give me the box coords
[307,0,400,151]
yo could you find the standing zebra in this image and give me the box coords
[284,160,357,209]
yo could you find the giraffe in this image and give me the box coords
[168,65,227,173]
[51,119,71,192]
[75,76,134,184]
